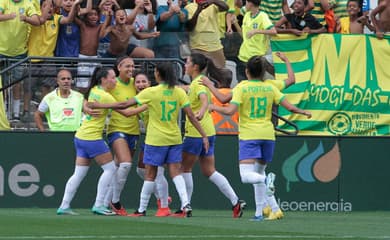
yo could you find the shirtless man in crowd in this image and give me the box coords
[370,0,390,39]
[100,8,159,58]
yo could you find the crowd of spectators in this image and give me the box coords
[0,0,388,124]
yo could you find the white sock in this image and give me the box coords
[253,162,272,212]
[253,182,267,217]
[59,165,89,209]
[267,195,280,212]
[239,164,266,184]
[112,162,131,204]
[103,165,119,207]
[136,167,145,179]
[209,171,239,206]
[138,180,155,212]
[155,166,169,208]
[172,175,189,209]
[181,172,193,203]
[103,179,114,207]
[94,161,116,207]
[254,162,266,175]
[13,99,20,117]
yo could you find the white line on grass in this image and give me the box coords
[1,235,390,239]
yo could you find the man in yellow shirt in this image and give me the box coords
[185,0,229,68]
[0,0,40,121]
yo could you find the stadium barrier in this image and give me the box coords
[1,132,389,211]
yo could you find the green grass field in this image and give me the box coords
[1,209,389,240]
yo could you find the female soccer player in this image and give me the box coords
[181,53,246,218]
[133,72,172,217]
[57,67,122,216]
[211,55,311,221]
[89,62,209,217]
[105,56,140,216]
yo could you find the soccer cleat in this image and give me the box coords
[92,206,116,216]
[266,172,276,196]
[266,209,284,220]
[170,204,192,218]
[232,199,247,218]
[262,205,272,218]
[57,208,79,215]
[157,196,172,209]
[183,204,192,217]
[127,210,146,217]
[155,207,171,217]
[170,209,186,217]
[250,215,264,222]
[110,202,128,216]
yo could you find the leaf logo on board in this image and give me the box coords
[282,141,341,192]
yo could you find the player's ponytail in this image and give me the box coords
[84,66,112,99]
[155,62,177,88]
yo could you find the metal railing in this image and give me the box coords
[1,56,185,130]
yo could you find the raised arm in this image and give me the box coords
[60,0,82,24]
[144,0,156,29]
[275,52,295,88]
[79,0,93,15]
[126,2,142,24]
[99,11,113,38]
[36,1,51,25]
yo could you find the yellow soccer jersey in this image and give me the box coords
[185,3,223,51]
[185,75,216,137]
[107,77,139,135]
[238,11,273,62]
[265,79,285,90]
[75,86,116,140]
[134,84,190,146]
[0,0,38,56]
[239,79,286,90]
[231,80,285,140]
[28,14,62,57]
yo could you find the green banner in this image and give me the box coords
[271,34,390,136]
[1,133,390,211]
